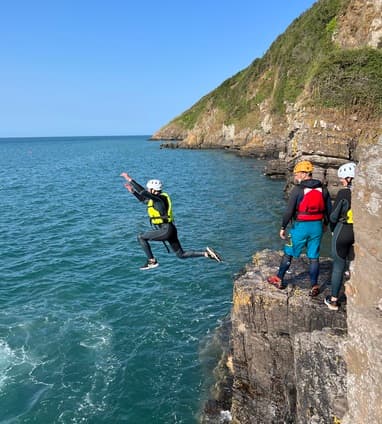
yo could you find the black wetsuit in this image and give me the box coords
[129,179,206,260]
[329,187,354,298]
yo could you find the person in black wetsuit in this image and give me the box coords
[120,172,222,270]
[324,162,356,310]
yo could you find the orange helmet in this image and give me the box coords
[293,160,314,174]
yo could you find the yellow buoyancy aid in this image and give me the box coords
[346,209,353,224]
[147,192,173,225]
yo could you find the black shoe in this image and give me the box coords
[324,295,339,311]
[140,259,159,270]
[206,247,223,262]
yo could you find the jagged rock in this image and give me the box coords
[159,141,179,149]
[294,330,347,424]
[263,159,289,179]
[230,250,347,424]
[341,140,382,424]
[335,0,382,49]
[199,317,233,424]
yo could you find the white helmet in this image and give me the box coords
[338,162,356,179]
[146,179,163,191]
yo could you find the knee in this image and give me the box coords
[137,233,145,243]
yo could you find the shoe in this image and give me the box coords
[324,295,339,311]
[206,247,223,262]
[267,275,286,290]
[140,259,159,270]
[309,284,320,297]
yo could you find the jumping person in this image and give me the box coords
[267,160,332,295]
[120,172,223,270]
[324,162,356,310]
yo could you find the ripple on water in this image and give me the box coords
[0,136,285,422]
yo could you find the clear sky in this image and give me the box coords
[1,0,317,137]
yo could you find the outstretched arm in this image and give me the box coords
[120,172,146,202]
[120,172,132,182]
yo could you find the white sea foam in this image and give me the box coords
[0,340,15,390]
[220,410,232,422]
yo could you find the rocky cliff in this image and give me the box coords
[152,0,382,194]
[200,139,382,423]
[202,164,382,422]
[202,250,348,424]
[341,139,382,424]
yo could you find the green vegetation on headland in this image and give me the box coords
[170,0,382,131]
[310,48,382,115]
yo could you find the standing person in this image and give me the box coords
[267,160,332,295]
[324,162,356,311]
[120,172,223,270]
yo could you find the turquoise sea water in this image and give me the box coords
[0,136,285,423]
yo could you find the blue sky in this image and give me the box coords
[1,0,316,137]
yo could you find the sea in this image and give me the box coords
[0,135,287,423]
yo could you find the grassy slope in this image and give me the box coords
[168,0,382,132]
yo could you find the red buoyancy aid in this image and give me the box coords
[296,187,325,221]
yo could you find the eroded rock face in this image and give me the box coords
[230,250,347,424]
[341,139,382,424]
[335,0,382,49]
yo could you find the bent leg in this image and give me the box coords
[138,226,171,260]
[168,227,206,259]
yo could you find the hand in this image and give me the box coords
[124,183,134,193]
[279,229,286,240]
[120,172,132,182]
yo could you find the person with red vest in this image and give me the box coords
[267,160,332,295]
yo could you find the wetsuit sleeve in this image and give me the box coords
[281,186,300,229]
[329,189,349,231]
[128,180,147,202]
[323,187,332,226]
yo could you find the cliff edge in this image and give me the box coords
[230,250,346,424]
